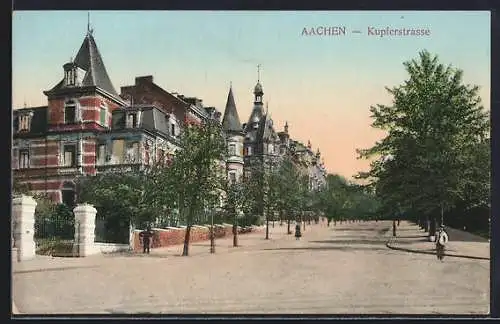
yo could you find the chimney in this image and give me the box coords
[135,75,153,85]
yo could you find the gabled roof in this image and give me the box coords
[46,32,119,98]
[221,87,242,133]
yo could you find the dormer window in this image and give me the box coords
[64,62,77,86]
[64,100,77,124]
[100,102,108,126]
[18,111,34,132]
[127,113,138,128]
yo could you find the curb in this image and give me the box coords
[386,238,489,261]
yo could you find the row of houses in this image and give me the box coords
[12,27,327,209]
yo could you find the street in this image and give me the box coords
[13,221,489,314]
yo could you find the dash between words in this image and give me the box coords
[301,26,431,37]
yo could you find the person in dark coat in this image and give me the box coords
[139,225,154,254]
[295,223,302,240]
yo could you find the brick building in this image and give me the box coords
[13,26,325,211]
[12,28,217,206]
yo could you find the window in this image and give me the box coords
[65,101,77,124]
[19,149,29,169]
[125,142,140,163]
[96,144,106,164]
[63,144,77,167]
[158,149,165,164]
[171,124,176,136]
[246,146,252,156]
[229,172,236,184]
[127,113,137,128]
[66,70,75,86]
[228,144,236,156]
[100,104,107,126]
[18,112,34,132]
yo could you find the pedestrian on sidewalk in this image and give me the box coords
[139,225,154,254]
[295,222,302,240]
[436,226,449,261]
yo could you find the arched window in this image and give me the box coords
[64,100,77,124]
[61,181,76,209]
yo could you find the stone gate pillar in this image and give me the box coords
[73,204,97,257]
[12,195,37,262]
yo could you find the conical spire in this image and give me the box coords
[222,85,243,133]
[45,29,119,98]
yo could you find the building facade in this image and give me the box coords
[13,26,326,209]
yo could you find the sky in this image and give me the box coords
[12,11,490,180]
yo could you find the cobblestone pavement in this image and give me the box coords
[13,221,489,315]
[387,221,490,260]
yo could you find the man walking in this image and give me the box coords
[436,225,449,261]
[139,225,154,254]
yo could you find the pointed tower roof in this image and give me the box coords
[45,31,119,98]
[222,86,243,133]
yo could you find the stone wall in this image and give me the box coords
[132,224,259,252]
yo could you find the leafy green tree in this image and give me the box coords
[222,179,254,247]
[357,50,490,237]
[155,121,227,256]
[76,169,149,243]
[274,157,307,234]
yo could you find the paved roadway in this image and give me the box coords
[12,221,489,315]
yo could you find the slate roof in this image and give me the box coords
[111,105,178,143]
[221,87,242,133]
[46,33,119,98]
[13,106,48,136]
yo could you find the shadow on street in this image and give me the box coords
[261,246,389,252]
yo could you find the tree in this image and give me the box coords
[222,180,252,247]
[357,50,490,237]
[76,168,153,243]
[275,157,306,234]
[156,121,227,256]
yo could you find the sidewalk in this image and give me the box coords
[12,222,317,273]
[386,221,490,260]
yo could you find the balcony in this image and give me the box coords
[96,163,142,173]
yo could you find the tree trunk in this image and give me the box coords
[440,204,444,227]
[397,219,400,226]
[392,220,397,237]
[425,216,430,232]
[233,218,238,247]
[334,219,336,226]
[429,215,437,241]
[265,214,270,240]
[182,225,191,256]
[287,219,292,234]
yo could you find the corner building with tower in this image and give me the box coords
[12,26,327,210]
